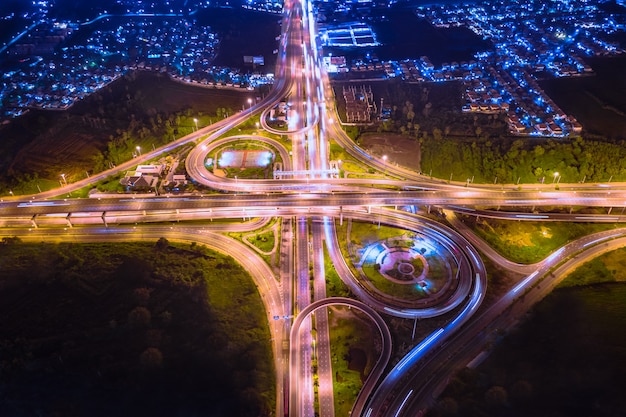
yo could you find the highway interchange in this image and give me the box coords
[1,0,626,416]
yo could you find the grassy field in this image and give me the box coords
[342,220,456,299]
[244,229,276,254]
[228,218,279,268]
[458,215,618,264]
[327,307,379,417]
[559,246,626,288]
[324,245,353,299]
[344,220,409,248]
[362,263,426,299]
[0,239,275,417]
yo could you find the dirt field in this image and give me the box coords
[358,132,421,172]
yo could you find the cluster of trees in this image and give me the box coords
[427,282,626,417]
[371,79,508,139]
[0,239,274,416]
[353,80,626,184]
[0,71,241,194]
[421,136,626,184]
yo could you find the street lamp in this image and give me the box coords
[382,155,388,175]
[136,145,141,156]
[553,172,559,183]
[193,118,198,131]
[255,121,260,131]
[60,173,67,186]
[248,98,252,108]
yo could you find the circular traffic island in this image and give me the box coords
[355,232,457,304]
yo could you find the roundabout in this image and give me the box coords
[344,221,462,306]
[376,247,428,286]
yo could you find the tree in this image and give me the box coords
[511,379,533,403]
[155,237,169,251]
[140,347,163,369]
[133,287,152,306]
[128,306,151,328]
[413,123,421,139]
[534,145,545,157]
[159,310,172,326]
[1,236,21,245]
[484,385,508,408]
[422,102,432,118]
[438,397,459,416]
[433,127,443,141]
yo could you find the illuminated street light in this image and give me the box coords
[553,172,559,183]
[248,98,253,108]
[193,118,198,131]
[382,155,388,175]
[136,146,141,155]
[60,173,67,186]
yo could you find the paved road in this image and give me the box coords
[3,0,626,415]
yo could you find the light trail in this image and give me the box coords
[396,328,444,371]
[393,390,413,417]
[512,271,538,294]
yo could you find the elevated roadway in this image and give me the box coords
[2,0,626,415]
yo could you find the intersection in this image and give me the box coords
[1,0,626,416]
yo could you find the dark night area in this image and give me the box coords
[540,55,626,140]
[323,5,492,66]
[195,8,281,69]
[0,241,274,417]
[427,282,626,417]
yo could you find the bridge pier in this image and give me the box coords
[66,213,73,228]
[31,214,38,229]
[102,211,108,227]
